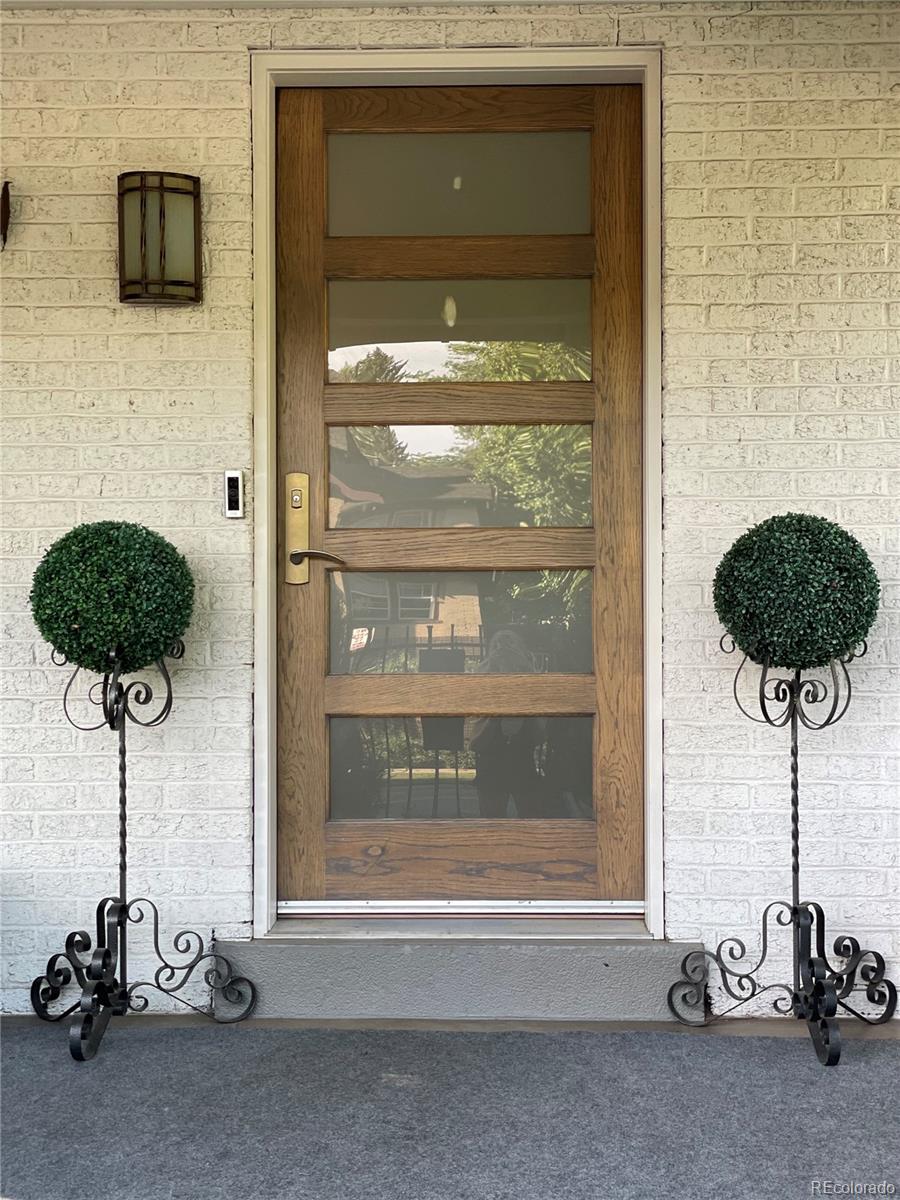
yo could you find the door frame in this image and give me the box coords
[251,47,663,938]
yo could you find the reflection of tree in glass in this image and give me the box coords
[454,423,590,527]
[330,348,412,466]
[445,340,591,528]
[349,425,410,468]
[330,343,592,625]
[445,340,590,384]
[485,568,591,659]
[446,340,592,626]
[330,346,410,383]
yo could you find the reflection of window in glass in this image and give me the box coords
[347,577,390,622]
[328,280,591,384]
[329,715,594,820]
[391,510,434,528]
[329,425,591,530]
[397,581,436,622]
[329,571,592,675]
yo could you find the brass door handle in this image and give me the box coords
[289,549,346,568]
[285,472,347,584]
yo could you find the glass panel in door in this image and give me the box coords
[328,425,592,529]
[328,131,591,235]
[330,715,593,819]
[329,570,592,674]
[327,279,591,383]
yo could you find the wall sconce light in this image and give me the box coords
[117,172,202,304]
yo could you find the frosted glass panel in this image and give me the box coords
[328,132,590,235]
[330,716,593,819]
[163,190,196,284]
[328,280,590,383]
[330,571,592,674]
[328,425,592,528]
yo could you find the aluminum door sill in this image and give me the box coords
[277,900,643,916]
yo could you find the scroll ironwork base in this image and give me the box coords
[667,898,897,1066]
[31,895,257,1061]
[30,643,257,1061]
[668,640,896,1065]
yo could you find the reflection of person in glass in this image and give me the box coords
[470,631,546,818]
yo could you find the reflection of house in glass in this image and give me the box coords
[327,427,594,820]
[332,572,488,674]
[329,428,593,674]
[330,569,592,678]
[333,556,600,681]
[329,425,498,529]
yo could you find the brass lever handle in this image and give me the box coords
[285,472,347,585]
[289,549,346,568]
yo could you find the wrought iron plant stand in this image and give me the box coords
[31,642,257,1061]
[668,639,896,1065]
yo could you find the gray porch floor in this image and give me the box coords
[2,1019,898,1200]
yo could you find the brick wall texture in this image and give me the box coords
[1,2,898,1014]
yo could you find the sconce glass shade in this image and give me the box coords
[117,172,202,304]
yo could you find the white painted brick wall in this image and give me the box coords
[1,1,898,1015]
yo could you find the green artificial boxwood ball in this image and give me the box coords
[713,512,879,670]
[30,521,194,675]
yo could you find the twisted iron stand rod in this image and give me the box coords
[30,644,257,1061]
[118,704,127,999]
[667,642,896,1066]
[790,678,800,1000]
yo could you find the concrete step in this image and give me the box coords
[216,925,700,1021]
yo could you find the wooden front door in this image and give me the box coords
[276,85,643,907]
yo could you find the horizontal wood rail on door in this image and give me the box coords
[321,86,596,132]
[325,675,595,716]
[322,528,595,570]
[324,236,594,279]
[276,84,644,904]
[323,382,594,425]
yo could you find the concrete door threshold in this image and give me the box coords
[216,931,700,1021]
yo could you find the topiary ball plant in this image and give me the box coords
[713,512,879,670]
[30,521,194,675]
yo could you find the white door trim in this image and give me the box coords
[251,47,664,938]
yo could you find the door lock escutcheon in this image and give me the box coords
[284,472,311,584]
[284,473,346,585]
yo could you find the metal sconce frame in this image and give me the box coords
[1,181,10,250]
[117,171,202,304]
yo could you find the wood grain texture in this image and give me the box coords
[323,528,595,570]
[277,89,328,900]
[325,820,598,899]
[322,86,595,132]
[592,86,645,900]
[324,236,594,279]
[324,382,594,425]
[325,674,596,716]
